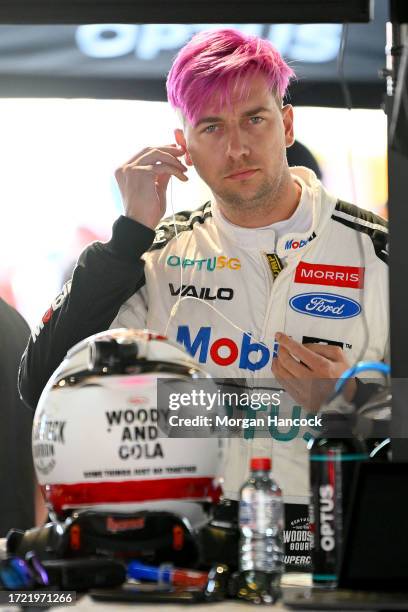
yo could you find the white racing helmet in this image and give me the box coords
[32,329,224,526]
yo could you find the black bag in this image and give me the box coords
[7,510,200,566]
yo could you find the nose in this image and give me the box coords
[225,125,250,160]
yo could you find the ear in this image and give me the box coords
[174,128,193,166]
[282,104,295,148]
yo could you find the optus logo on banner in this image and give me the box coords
[295,262,365,289]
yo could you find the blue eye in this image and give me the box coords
[203,124,218,133]
[250,116,264,124]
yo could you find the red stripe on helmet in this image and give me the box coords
[43,477,221,515]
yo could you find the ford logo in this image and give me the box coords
[289,292,361,319]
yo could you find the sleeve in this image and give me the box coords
[110,286,149,330]
[18,215,155,412]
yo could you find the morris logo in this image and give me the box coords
[289,293,361,319]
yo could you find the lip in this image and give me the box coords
[225,169,258,180]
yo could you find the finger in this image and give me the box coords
[304,343,345,362]
[276,333,326,370]
[277,346,313,378]
[272,359,305,398]
[274,360,323,411]
[155,173,171,189]
[144,163,188,182]
[165,143,187,153]
[155,173,172,203]
[126,152,187,175]
[139,149,188,169]
[125,146,186,166]
[272,355,297,380]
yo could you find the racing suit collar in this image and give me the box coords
[274,166,340,260]
[276,166,319,259]
[211,195,277,251]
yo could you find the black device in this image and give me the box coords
[199,499,239,571]
[309,412,368,587]
[7,510,200,566]
[41,557,126,591]
[90,584,217,604]
[284,462,408,610]
[90,563,229,604]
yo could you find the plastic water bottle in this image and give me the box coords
[238,457,284,604]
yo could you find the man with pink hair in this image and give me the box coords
[20,29,388,525]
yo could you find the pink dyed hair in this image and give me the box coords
[166,28,295,126]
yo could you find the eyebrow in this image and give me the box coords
[195,106,271,128]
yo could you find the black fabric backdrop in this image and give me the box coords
[0,1,388,108]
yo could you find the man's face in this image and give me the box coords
[176,73,294,212]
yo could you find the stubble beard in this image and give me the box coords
[214,172,285,215]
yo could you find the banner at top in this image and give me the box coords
[0,10,387,108]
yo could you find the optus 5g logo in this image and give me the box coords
[167,255,241,271]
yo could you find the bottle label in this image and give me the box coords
[239,492,283,532]
[318,484,335,552]
[310,452,365,583]
[283,504,311,572]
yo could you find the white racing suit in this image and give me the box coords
[20,166,389,505]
